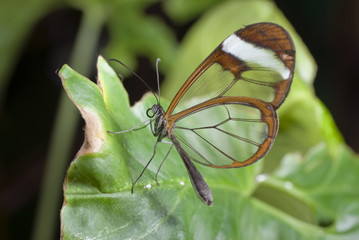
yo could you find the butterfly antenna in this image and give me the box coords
[155,58,161,105]
[108,58,159,103]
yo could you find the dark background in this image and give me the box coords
[1,0,358,239]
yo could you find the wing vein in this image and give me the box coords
[215,127,262,147]
[218,79,239,97]
[174,131,212,165]
[240,76,277,87]
[191,129,237,162]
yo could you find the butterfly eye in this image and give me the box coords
[146,108,155,118]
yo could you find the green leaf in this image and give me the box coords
[60,55,359,239]
[259,143,359,239]
[59,1,357,239]
[59,55,261,239]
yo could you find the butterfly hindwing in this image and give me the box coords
[167,96,278,168]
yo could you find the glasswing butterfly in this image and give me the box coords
[110,22,295,206]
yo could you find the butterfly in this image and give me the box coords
[110,22,295,206]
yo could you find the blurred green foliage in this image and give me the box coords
[2,0,358,239]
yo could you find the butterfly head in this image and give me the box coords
[146,104,162,118]
[147,104,167,140]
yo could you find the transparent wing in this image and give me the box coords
[168,97,278,168]
[165,22,295,117]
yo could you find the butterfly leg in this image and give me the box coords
[155,144,174,185]
[131,140,159,193]
[107,119,151,134]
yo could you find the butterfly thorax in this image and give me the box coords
[148,104,168,141]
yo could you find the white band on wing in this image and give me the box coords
[222,34,290,79]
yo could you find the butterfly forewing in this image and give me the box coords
[165,23,295,117]
[169,62,234,114]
